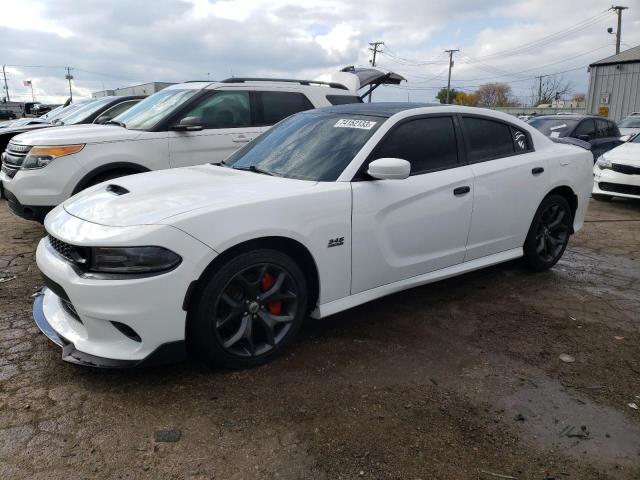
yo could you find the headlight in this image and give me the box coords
[23,144,84,169]
[596,155,612,170]
[88,246,181,275]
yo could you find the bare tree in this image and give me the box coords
[530,74,575,105]
[475,83,519,107]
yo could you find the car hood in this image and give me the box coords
[606,142,640,165]
[619,127,640,136]
[62,165,317,227]
[0,123,54,135]
[10,124,143,146]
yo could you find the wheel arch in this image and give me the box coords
[72,162,150,194]
[546,185,578,233]
[184,235,321,317]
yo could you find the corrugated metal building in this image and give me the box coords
[92,82,174,98]
[586,45,640,121]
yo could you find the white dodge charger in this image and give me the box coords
[34,103,593,369]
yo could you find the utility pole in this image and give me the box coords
[535,74,549,106]
[368,41,384,103]
[444,49,459,104]
[65,66,74,101]
[2,65,9,102]
[30,82,35,102]
[609,6,628,54]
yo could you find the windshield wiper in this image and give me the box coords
[106,120,127,128]
[233,164,277,176]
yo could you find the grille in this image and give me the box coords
[611,163,640,175]
[48,235,87,266]
[598,182,640,196]
[3,141,32,169]
[1,162,18,178]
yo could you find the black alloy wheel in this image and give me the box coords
[524,194,572,271]
[190,249,307,369]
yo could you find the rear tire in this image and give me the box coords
[189,249,308,369]
[523,194,572,271]
[592,193,612,202]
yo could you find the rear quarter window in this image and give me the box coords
[326,95,363,106]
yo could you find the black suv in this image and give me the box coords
[528,114,622,160]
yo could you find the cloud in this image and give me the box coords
[0,0,638,104]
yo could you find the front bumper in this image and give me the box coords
[3,187,53,222]
[33,287,186,368]
[593,166,640,199]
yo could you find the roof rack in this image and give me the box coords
[219,77,348,90]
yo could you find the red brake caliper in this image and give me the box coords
[261,272,282,315]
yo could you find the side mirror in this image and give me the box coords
[367,158,411,180]
[171,116,203,132]
[577,134,590,142]
[94,115,112,125]
[620,134,631,142]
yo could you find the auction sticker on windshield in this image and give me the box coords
[334,119,377,130]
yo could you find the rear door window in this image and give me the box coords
[326,95,363,105]
[255,91,314,126]
[573,119,596,140]
[462,117,515,162]
[595,119,610,138]
[372,116,459,174]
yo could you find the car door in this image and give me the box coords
[168,89,260,167]
[462,115,549,261]
[351,115,474,294]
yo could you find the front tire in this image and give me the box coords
[523,194,572,271]
[189,249,308,369]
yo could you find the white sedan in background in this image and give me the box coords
[34,103,593,369]
[593,134,640,201]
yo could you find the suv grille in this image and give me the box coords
[611,163,640,175]
[48,235,88,267]
[2,141,32,178]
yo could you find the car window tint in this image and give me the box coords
[257,91,314,126]
[97,100,139,121]
[373,117,458,174]
[573,119,596,139]
[180,91,250,129]
[511,127,530,152]
[607,121,619,137]
[463,117,514,162]
[595,119,610,138]
[326,95,363,105]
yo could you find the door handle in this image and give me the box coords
[532,167,544,175]
[453,186,470,196]
[232,135,251,143]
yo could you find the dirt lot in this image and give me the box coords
[0,197,639,480]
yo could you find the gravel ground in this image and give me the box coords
[0,197,639,480]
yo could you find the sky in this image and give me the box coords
[0,0,639,105]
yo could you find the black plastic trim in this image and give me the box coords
[33,289,187,368]
[4,188,53,223]
[72,162,150,194]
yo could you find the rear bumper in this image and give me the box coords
[4,188,53,222]
[33,287,187,368]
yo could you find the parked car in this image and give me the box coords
[593,133,640,201]
[33,103,593,368]
[1,68,403,222]
[0,109,17,120]
[528,114,622,160]
[617,115,640,138]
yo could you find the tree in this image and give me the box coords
[530,74,575,106]
[436,87,460,104]
[453,91,479,106]
[572,93,585,103]
[475,83,519,107]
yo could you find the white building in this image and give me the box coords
[92,82,174,98]
[586,45,640,121]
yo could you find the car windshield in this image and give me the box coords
[55,98,115,125]
[46,101,90,123]
[224,111,384,181]
[618,117,640,128]
[111,89,198,130]
[528,117,580,137]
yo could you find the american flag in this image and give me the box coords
[23,80,32,87]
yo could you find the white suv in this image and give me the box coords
[2,68,402,222]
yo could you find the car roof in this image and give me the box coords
[532,114,605,120]
[313,102,440,118]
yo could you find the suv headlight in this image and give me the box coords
[596,155,612,170]
[23,144,84,169]
[88,246,181,275]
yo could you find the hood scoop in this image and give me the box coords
[106,184,130,196]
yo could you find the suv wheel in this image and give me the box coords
[190,249,308,369]
[523,194,572,271]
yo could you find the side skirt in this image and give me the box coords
[312,247,523,319]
